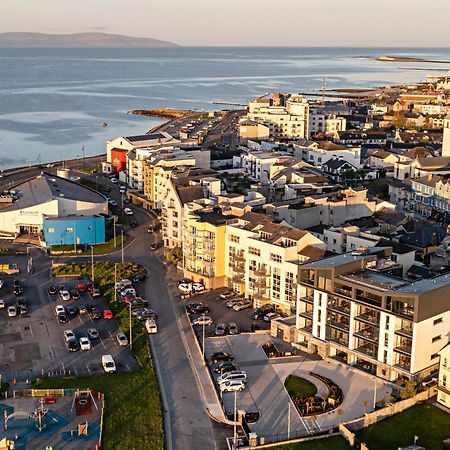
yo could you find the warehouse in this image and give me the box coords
[0,172,108,245]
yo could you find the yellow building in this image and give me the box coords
[437,342,450,409]
[183,207,233,289]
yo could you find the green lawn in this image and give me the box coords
[49,234,125,255]
[285,375,318,398]
[357,403,450,450]
[270,435,351,450]
[36,262,163,450]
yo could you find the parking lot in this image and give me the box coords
[182,287,270,339]
[204,334,393,440]
[0,271,139,382]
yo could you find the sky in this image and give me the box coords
[1,0,450,47]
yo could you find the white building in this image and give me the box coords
[309,108,347,137]
[443,114,450,158]
[0,173,107,237]
[437,342,450,409]
[246,93,309,139]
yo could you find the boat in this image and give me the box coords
[102,122,108,127]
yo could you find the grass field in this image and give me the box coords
[285,375,318,398]
[357,402,450,450]
[36,262,164,450]
[49,234,126,255]
[270,435,351,450]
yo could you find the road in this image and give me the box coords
[60,176,230,449]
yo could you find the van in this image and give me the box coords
[145,318,158,334]
[102,354,116,373]
[217,370,247,385]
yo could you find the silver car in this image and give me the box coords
[215,323,226,336]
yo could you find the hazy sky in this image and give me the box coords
[1,0,450,47]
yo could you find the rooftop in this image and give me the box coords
[0,173,105,212]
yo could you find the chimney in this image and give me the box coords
[427,173,433,181]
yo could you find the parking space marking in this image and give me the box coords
[99,336,106,350]
[86,364,91,375]
[78,315,83,325]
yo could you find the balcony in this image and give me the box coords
[355,313,380,325]
[354,329,379,344]
[302,295,314,304]
[394,345,412,355]
[354,345,378,359]
[393,309,414,320]
[299,310,313,320]
[300,278,315,287]
[254,278,268,288]
[327,333,349,347]
[355,293,382,308]
[253,268,268,277]
[232,274,244,283]
[393,360,411,372]
[335,287,352,299]
[327,302,350,316]
[328,319,350,332]
[231,264,245,275]
[230,253,246,263]
[298,325,313,334]
[395,327,413,338]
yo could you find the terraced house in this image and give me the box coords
[293,248,450,382]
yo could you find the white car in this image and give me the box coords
[217,370,247,385]
[55,305,65,315]
[192,282,205,292]
[59,290,71,301]
[192,316,213,326]
[263,312,279,322]
[63,329,75,342]
[119,186,126,193]
[145,318,158,334]
[115,279,132,290]
[102,354,116,373]
[120,287,136,297]
[79,336,91,351]
[0,299,5,309]
[108,199,118,207]
[219,379,246,393]
[7,306,17,317]
[110,178,118,184]
[178,283,192,294]
[124,208,133,216]
[117,332,128,346]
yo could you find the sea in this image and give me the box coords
[0,46,450,169]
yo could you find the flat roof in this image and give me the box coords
[1,173,105,212]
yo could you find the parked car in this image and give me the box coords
[89,308,101,320]
[48,285,57,295]
[233,300,253,311]
[55,305,65,315]
[20,305,29,315]
[0,299,5,309]
[124,207,133,216]
[263,312,279,322]
[103,309,113,319]
[252,305,275,320]
[75,283,87,292]
[79,336,91,351]
[115,279,132,291]
[91,288,101,298]
[178,283,192,294]
[145,318,158,334]
[79,304,88,315]
[215,323,226,336]
[13,286,23,296]
[137,309,158,321]
[66,305,78,316]
[219,379,245,393]
[229,323,240,335]
[102,354,116,373]
[70,289,80,300]
[66,337,80,352]
[7,306,17,317]
[130,299,148,309]
[63,329,76,342]
[219,291,235,300]
[110,178,118,184]
[59,290,71,301]
[186,302,204,313]
[57,312,68,324]
[210,351,233,363]
[217,370,247,385]
[226,299,241,308]
[87,328,99,340]
[120,287,136,297]
[150,243,158,251]
[192,282,205,292]
[117,332,128,347]
[192,316,213,326]
[214,361,236,374]
[132,273,147,283]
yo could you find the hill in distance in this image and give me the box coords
[0,32,178,48]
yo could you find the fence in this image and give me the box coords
[254,426,337,446]
[13,388,105,400]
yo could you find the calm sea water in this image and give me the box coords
[0,46,450,168]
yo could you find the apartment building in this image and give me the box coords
[183,207,232,289]
[437,342,450,409]
[142,149,195,209]
[161,170,221,248]
[246,93,309,139]
[309,109,347,137]
[293,248,450,381]
[270,188,377,229]
[225,212,325,313]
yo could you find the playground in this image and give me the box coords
[0,389,103,449]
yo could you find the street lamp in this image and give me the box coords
[128,302,133,351]
[202,313,206,361]
[121,230,124,263]
[233,390,237,449]
[90,245,94,283]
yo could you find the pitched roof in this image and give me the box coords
[403,146,432,159]
[322,158,355,170]
[175,185,204,205]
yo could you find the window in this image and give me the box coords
[384,334,389,346]
[272,270,281,300]
[385,316,390,330]
[432,335,441,343]
[230,235,240,243]
[285,272,295,303]
[318,292,322,307]
[47,228,55,233]
[173,221,178,228]
[173,230,178,238]
[248,247,261,257]
[173,211,178,218]
[270,254,282,263]
[433,317,443,325]
[333,239,337,244]
[66,227,73,233]
[318,310,322,322]
[383,350,388,364]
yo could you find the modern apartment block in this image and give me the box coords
[293,248,450,381]
[437,342,450,409]
[246,93,309,139]
[225,212,326,313]
[183,207,231,289]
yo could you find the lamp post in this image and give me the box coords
[121,230,124,263]
[129,302,133,351]
[114,263,117,304]
[90,245,94,283]
[202,313,206,361]
[113,216,117,247]
[233,390,237,449]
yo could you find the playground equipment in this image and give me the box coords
[4,399,48,432]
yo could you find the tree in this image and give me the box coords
[400,380,417,399]
[166,247,183,266]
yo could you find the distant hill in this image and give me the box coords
[0,32,178,48]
